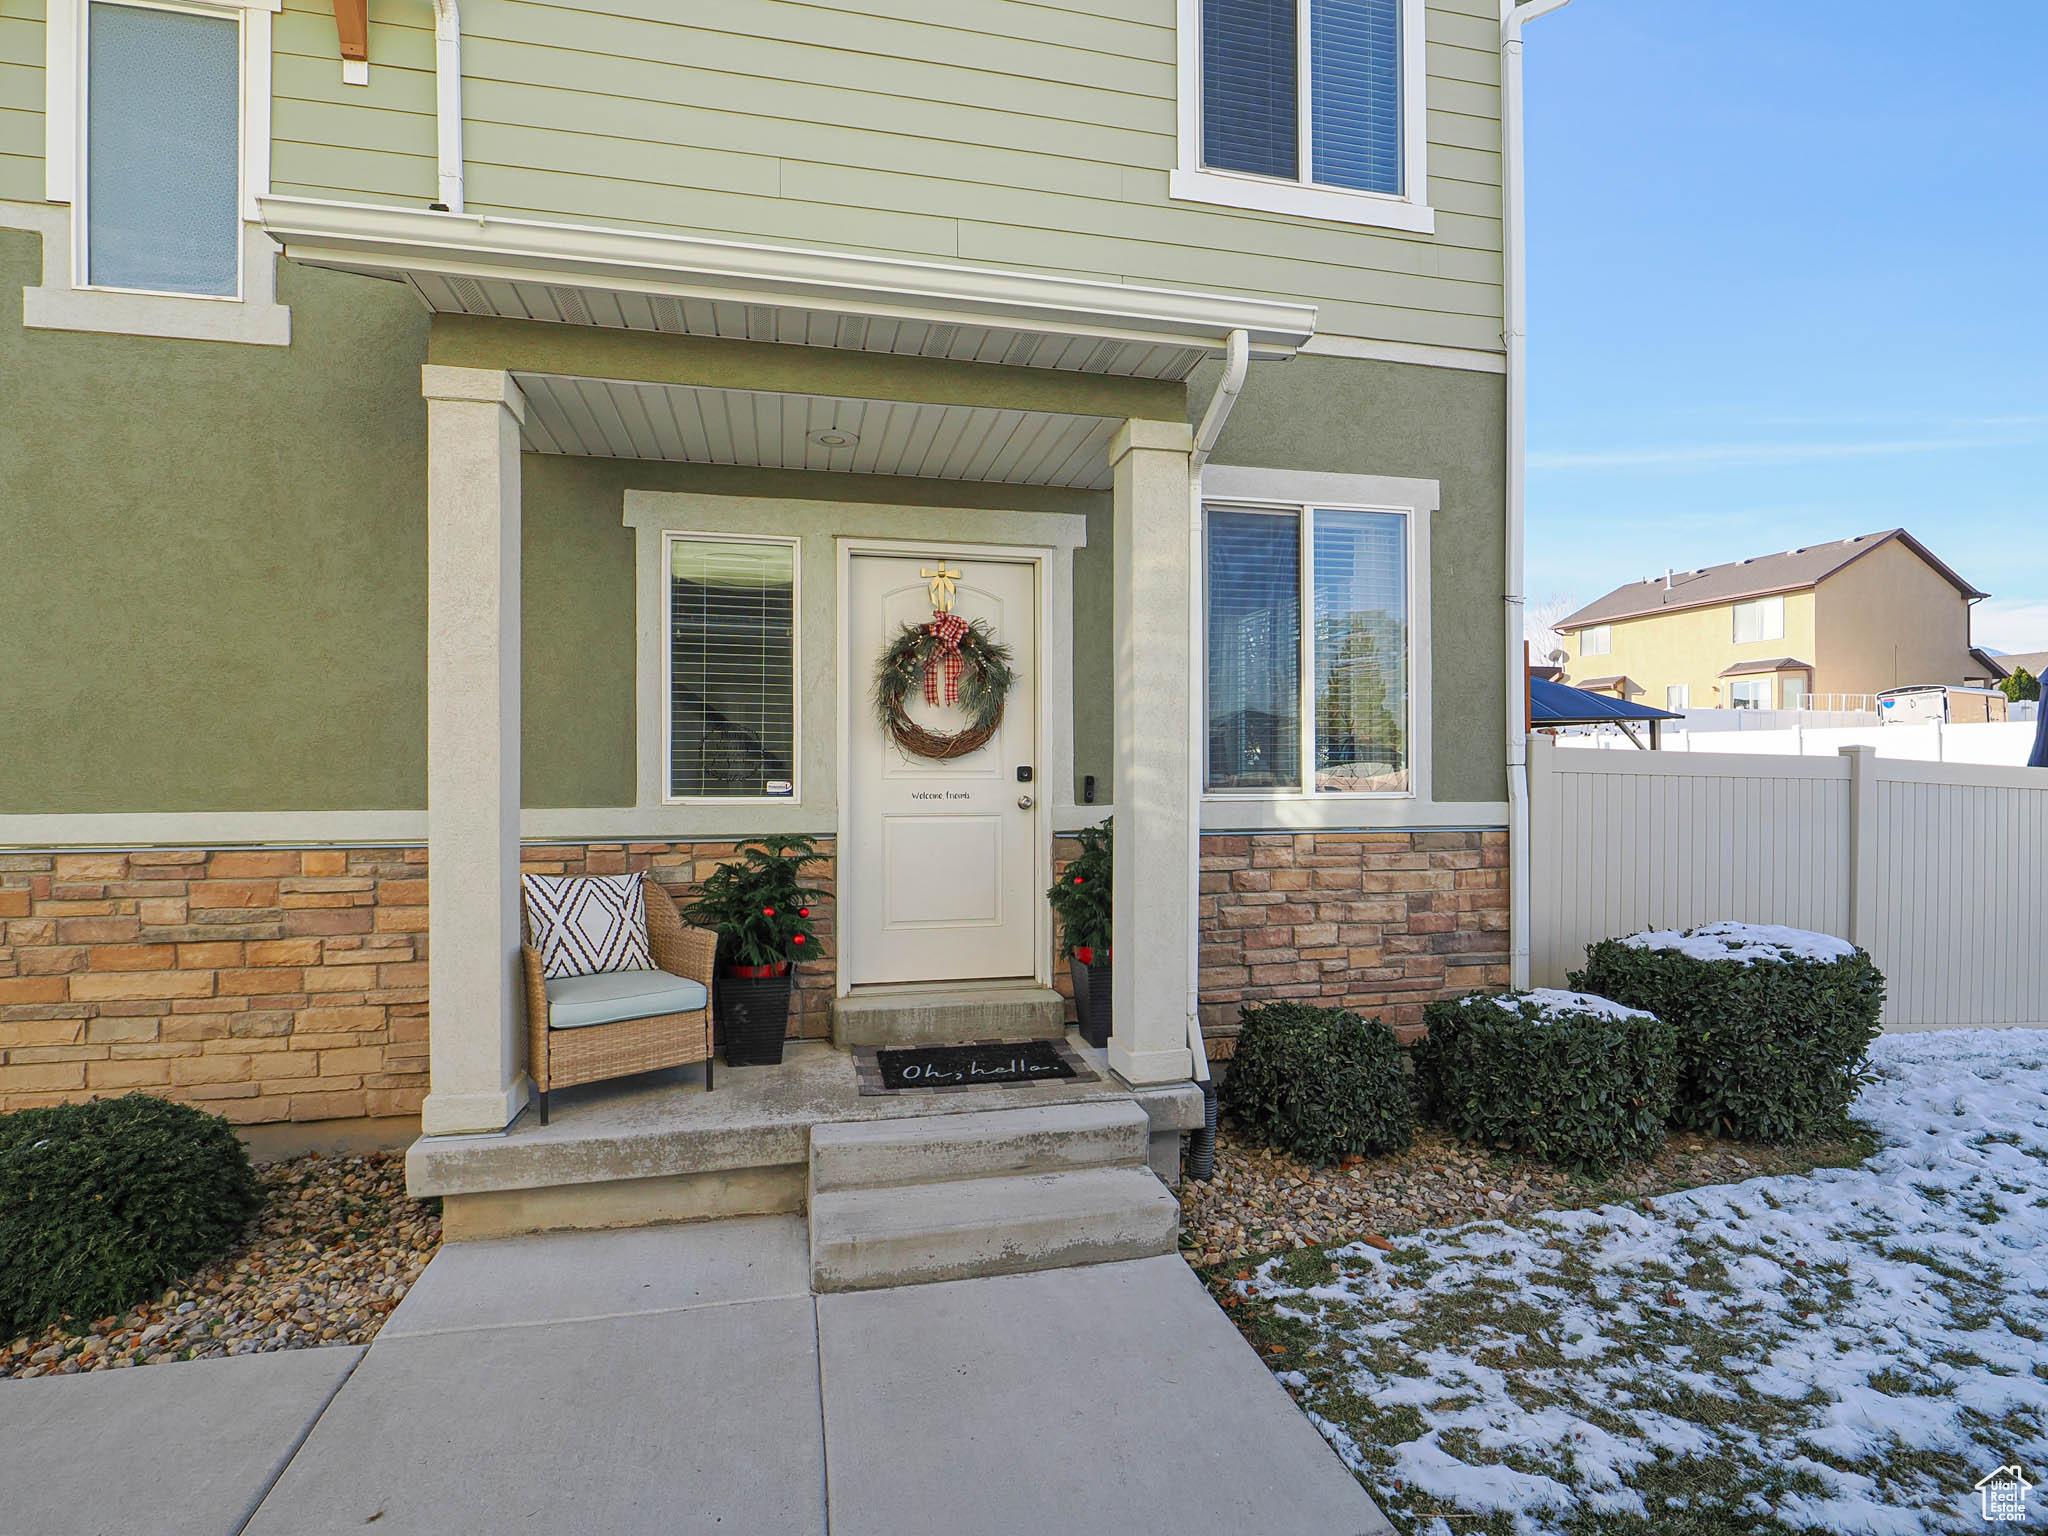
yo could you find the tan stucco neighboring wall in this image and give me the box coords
[1562,591,1816,709]
[1810,537,1983,695]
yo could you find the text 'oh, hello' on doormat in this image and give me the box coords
[855,1037,1098,1095]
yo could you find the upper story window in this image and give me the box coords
[27,0,288,344]
[87,2,240,296]
[1579,625,1612,657]
[1174,0,1432,233]
[1205,501,1412,796]
[1731,595,1786,645]
[666,535,799,803]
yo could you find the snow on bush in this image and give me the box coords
[1244,1028,2048,1535]
[1575,924,1883,1141]
[1416,989,1677,1175]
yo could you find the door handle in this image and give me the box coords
[1017,794,1035,810]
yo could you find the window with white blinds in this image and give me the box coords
[1199,0,1403,196]
[667,537,797,801]
[1206,507,1302,790]
[1206,503,1410,795]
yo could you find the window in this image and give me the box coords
[666,536,797,801]
[1731,595,1785,644]
[1173,0,1431,232]
[1780,674,1808,711]
[1580,625,1611,657]
[27,0,287,343]
[1730,678,1772,710]
[1205,503,1410,795]
[1665,683,1690,712]
[86,3,239,295]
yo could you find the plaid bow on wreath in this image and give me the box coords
[923,611,972,706]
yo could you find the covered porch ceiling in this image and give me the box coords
[513,373,1119,489]
[259,196,1316,384]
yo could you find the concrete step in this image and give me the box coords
[810,1165,1180,1292]
[809,1101,1149,1196]
[831,986,1065,1047]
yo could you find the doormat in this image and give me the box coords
[855,1037,1098,1095]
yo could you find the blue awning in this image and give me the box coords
[1530,677,1683,726]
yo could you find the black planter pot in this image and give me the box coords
[719,970,792,1066]
[1068,953,1092,1038]
[1082,955,1112,1049]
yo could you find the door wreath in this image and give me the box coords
[873,608,1016,761]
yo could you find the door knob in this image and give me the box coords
[1017,794,1035,810]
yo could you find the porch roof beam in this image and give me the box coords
[258,197,1317,381]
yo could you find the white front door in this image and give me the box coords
[844,550,1041,987]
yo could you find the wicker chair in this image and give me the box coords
[521,875,717,1124]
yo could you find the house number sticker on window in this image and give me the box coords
[872,560,1016,762]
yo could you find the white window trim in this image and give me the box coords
[1731,594,1786,644]
[1580,624,1611,657]
[660,530,804,809]
[1730,678,1774,710]
[1172,0,1434,235]
[29,0,288,345]
[1198,465,1437,825]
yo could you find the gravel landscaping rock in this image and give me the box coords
[1,1152,438,1380]
[1178,1116,1873,1267]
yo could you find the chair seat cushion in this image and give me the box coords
[544,969,710,1030]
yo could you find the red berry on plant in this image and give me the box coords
[793,934,805,945]
[798,908,810,918]
[1073,876,1083,884]
[763,907,775,916]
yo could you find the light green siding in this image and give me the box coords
[270,0,1505,354]
[0,229,432,813]
[0,1,44,205]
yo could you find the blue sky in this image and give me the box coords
[1521,3,2048,652]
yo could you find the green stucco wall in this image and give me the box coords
[1194,353,1509,804]
[0,230,432,813]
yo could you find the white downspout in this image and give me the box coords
[431,0,465,213]
[1185,328,1251,1081]
[1500,0,1570,990]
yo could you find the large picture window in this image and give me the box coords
[666,536,797,801]
[1205,502,1410,796]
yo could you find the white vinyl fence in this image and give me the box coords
[1528,734,2048,1029]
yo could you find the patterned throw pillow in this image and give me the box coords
[522,873,654,979]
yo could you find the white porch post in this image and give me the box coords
[419,365,527,1135]
[1108,418,1197,1085]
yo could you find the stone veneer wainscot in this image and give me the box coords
[0,840,838,1121]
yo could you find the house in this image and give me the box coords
[1556,530,1993,712]
[1,0,1550,1244]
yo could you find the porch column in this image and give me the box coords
[419,365,526,1135]
[1107,418,1197,1085]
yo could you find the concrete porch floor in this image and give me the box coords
[408,1037,1206,1240]
[0,1217,1391,1535]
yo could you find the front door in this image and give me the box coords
[844,549,1041,987]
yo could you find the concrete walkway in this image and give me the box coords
[1,1218,1390,1535]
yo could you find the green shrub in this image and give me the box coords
[1221,1003,1412,1166]
[0,1096,264,1336]
[1571,923,1885,1142]
[1414,989,1677,1175]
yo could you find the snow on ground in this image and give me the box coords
[1620,921,1860,965]
[1238,1029,2048,1535]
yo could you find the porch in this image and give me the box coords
[257,197,1312,1190]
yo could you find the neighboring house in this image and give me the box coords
[1557,530,1993,712]
[1994,648,2048,685]
[0,0,1538,1162]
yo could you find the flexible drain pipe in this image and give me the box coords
[1181,328,1249,1179]
[1500,0,1570,989]
[432,0,465,213]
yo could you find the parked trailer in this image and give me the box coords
[1877,685,2008,725]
